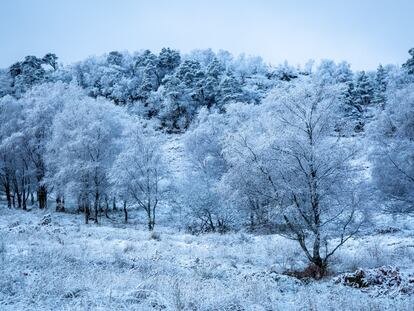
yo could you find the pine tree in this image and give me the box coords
[140,62,158,100]
[175,60,206,107]
[157,48,181,80]
[354,71,374,107]
[203,58,224,108]
[343,80,360,116]
[136,50,160,101]
[350,71,374,132]
[42,53,59,70]
[107,51,123,66]
[218,71,243,108]
[10,56,46,96]
[372,65,387,108]
[402,48,414,74]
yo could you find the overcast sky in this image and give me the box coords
[0,0,413,70]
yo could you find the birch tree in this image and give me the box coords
[111,124,168,230]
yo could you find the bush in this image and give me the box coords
[149,231,161,241]
[335,266,414,296]
[284,264,329,280]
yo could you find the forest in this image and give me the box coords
[1,47,414,310]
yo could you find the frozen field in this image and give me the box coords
[0,208,413,311]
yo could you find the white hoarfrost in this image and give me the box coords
[0,208,413,310]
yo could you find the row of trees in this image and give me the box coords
[0,82,168,228]
[0,49,391,132]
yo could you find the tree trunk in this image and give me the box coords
[77,194,83,213]
[104,196,109,218]
[55,196,60,212]
[311,257,327,279]
[15,188,22,209]
[208,212,215,232]
[152,205,156,230]
[56,195,65,212]
[112,197,117,211]
[22,189,27,210]
[12,175,21,208]
[37,185,47,209]
[84,197,90,224]
[123,200,128,223]
[147,208,153,231]
[94,191,99,224]
[5,179,12,208]
[21,178,29,211]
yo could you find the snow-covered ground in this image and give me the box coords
[0,207,413,310]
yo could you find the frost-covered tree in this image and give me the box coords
[0,97,32,210]
[156,76,193,130]
[42,53,59,71]
[223,78,361,275]
[156,59,207,130]
[47,97,125,223]
[371,81,414,214]
[217,71,244,108]
[0,69,13,97]
[181,108,233,232]
[219,103,279,230]
[402,48,414,75]
[23,83,85,209]
[107,51,124,66]
[72,52,142,105]
[140,56,159,101]
[271,61,298,81]
[202,58,223,108]
[354,71,374,108]
[110,124,168,230]
[157,47,181,81]
[268,79,360,274]
[372,64,388,108]
[0,95,26,208]
[343,70,374,132]
[9,54,58,97]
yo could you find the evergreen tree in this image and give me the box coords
[402,48,414,74]
[157,48,181,80]
[354,71,374,108]
[203,58,224,108]
[42,53,59,70]
[135,50,160,96]
[140,61,159,101]
[0,69,13,97]
[218,71,243,107]
[10,56,45,96]
[271,61,298,81]
[8,54,58,97]
[343,79,360,115]
[372,64,387,108]
[176,60,206,107]
[350,71,374,132]
[107,51,123,66]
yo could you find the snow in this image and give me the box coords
[0,207,413,310]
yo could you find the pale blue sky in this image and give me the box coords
[0,0,413,70]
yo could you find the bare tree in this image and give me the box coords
[224,78,362,276]
[111,125,168,231]
[371,81,414,214]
